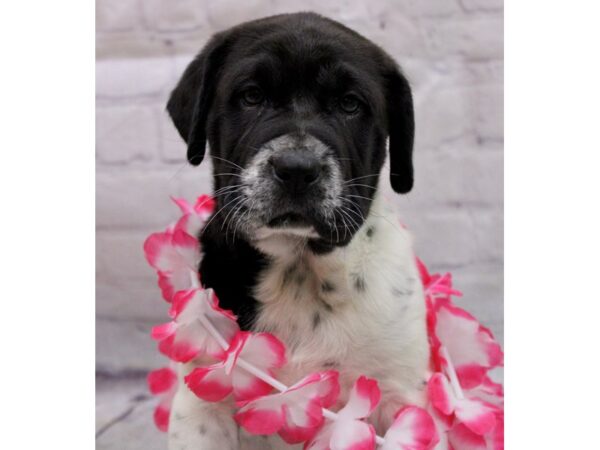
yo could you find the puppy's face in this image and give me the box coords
[168,13,415,251]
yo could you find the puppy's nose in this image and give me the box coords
[270,152,323,194]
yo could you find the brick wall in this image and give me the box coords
[96,0,503,374]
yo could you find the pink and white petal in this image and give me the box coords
[454,365,490,391]
[240,332,287,371]
[157,271,176,302]
[169,289,196,318]
[304,422,334,450]
[416,258,433,286]
[429,404,453,433]
[285,371,340,408]
[434,303,503,389]
[454,397,496,436]
[427,373,455,416]
[147,367,178,395]
[447,423,487,450]
[194,195,216,217]
[234,397,285,435]
[185,364,233,402]
[158,269,195,303]
[466,376,504,409]
[279,400,325,444]
[486,411,503,450]
[203,310,238,358]
[143,232,175,270]
[171,229,200,265]
[153,403,171,432]
[382,406,439,450]
[174,213,204,237]
[208,290,238,322]
[172,323,215,361]
[330,419,376,450]
[157,332,200,363]
[168,289,238,358]
[171,196,195,215]
[151,322,176,341]
[339,376,381,420]
[231,365,274,401]
[314,371,341,408]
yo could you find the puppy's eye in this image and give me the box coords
[339,94,360,114]
[241,87,264,106]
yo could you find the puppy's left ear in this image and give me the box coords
[167,33,230,166]
[385,67,415,194]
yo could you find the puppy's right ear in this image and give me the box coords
[167,33,230,166]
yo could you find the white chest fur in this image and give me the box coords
[251,195,430,432]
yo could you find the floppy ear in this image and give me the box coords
[385,68,415,194]
[166,33,229,166]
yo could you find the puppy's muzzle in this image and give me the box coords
[270,150,324,195]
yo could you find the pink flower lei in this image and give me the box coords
[144,195,504,450]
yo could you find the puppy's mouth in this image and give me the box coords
[267,212,312,228]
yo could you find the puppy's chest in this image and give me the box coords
[250,239,420,388]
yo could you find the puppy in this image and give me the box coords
[165,12,429,450]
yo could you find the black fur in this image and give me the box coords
[167,13,416,324]
[198,220,267,330]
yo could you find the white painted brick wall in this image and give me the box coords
[96,0,503,374]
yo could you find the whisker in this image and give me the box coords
[210,155,245,171]
[343,174,381,184]
[212,184,244,194]
[344,183,378,191]
[225,198,247,243]
[201,193,244,234]
[338,206,360,234]
[341,199,366,223]
[346,194,373,202]
[213,172,243,178]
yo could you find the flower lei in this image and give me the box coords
[144,195,504,450]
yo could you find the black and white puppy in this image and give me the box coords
[166,12,429,450]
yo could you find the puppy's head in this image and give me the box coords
[168,13,414,251]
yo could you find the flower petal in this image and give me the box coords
[434,302,503,389]
[279,400,325,443]
[231,365,274,401]
[172,195,215,236]
[427,373,455,416]
[235,371,339,443]
[304,422,334,450]
[234,395,285,435]
[488,411,504,450]
[160,289,239,361]
[147,367,178,395]
[193,195,216,216]
[239,332,287,371]
[330,418,376,450]
[339,376,381,420]
[454,397,496,436]
[382,406,439,450]
[447,423,487,450]
[144,229,200,302]
[185,363,233,402]
[153,403,171,432]
[157,332,201,363]
[150,322,176,341]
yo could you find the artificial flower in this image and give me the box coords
[235,371,340,444]
[305,376,380,450]
[151,288,239,362]
[185,331,286,402]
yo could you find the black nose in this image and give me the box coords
[270,152,323,194]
